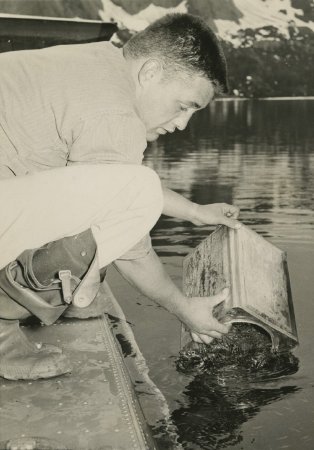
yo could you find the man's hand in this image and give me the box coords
[191,203,241,229]
[114,250,231,344]
[179,288,231,345]
[162,188,241,229]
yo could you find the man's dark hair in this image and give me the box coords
[123,13,229,95]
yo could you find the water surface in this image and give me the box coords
[109,99,314,449]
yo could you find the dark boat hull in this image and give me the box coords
[0,15,117,53]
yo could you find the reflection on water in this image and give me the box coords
[145,99,314,255]
[141,100,314,449]
[171,323,299,450]
[171,375,300,450]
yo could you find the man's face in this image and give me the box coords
[135,63,214,141]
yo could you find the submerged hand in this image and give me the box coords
[191,203,241,229]
[179,288,231,344]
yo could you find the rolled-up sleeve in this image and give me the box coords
[68,111,147,165]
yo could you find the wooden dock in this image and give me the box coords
[0,282,162,450]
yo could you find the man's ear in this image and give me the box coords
[138,59,163,87]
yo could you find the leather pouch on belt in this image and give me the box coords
[0,262,67,325]
[0,230,101,325]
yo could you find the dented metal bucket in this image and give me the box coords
[182,225,298,351]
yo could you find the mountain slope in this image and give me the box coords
[0,0,313,96]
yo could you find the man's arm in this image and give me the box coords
[162,187,241,229]
[114,248,230,344]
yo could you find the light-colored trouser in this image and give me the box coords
[0,164,163,270]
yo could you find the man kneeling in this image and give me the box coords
[0,164,231,380]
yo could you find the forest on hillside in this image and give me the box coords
[223,26,314,97]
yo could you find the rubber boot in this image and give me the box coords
[0,319,72,381]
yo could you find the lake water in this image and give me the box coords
[108,99,314,449]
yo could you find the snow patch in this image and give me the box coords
[215,0,314,41]
[99,0,188,32]
[98,0,314,47]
